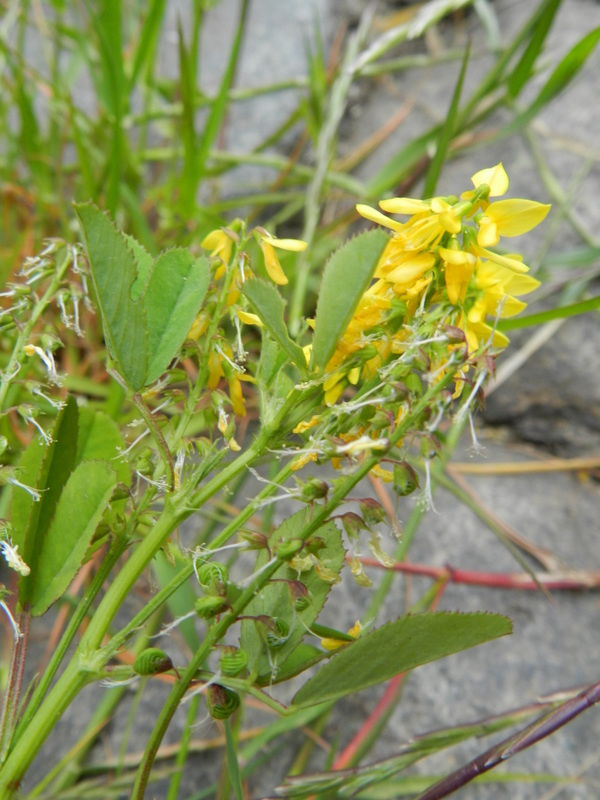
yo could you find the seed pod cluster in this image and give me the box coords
[206,684,240,720]
[197,561,228,588]
[195,595,228,619]
[266,618,290,648]
[133,648,174,676]
[220,647,248,677]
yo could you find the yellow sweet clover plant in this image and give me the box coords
[0,166,549,798]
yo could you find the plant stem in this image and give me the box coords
[131,374,455,797]
[12,536,128,745]
[0,611,30,765]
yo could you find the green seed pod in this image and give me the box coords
[275,538,303,561]
[197,561,228,588]
[206,684,240,720]
[133,648,174,676]
[220,647,248,677]
[295,595,311,612]
[393,462,420,496]
[266,618,290,648]
[195,595,228,619]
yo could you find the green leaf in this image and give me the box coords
[312,230,389,371]
[257,643,327,687]
[76,407,131,486]
[29,461,118,616]
[144,249,210,384]
[242,278,306,370]
[74,202,148,391]
[292,612,512,707]
[16,397,80,608]
[125,234,154,302]
[256,333,289,388]
[241,508,344,682]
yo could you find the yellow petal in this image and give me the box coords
[324,380,346,406]
[265,237,307,252]
[356,204,404,232]
[229,377,246,417]
[290,451,318,471]
[293,415,321,434]
[237,309,263,327]
[438,247,476,266]
[386,257,433,286]
[369,464,394,482]
[379,197,430,215]
[260,240,288,285]
[474,246,530,274]
[476,217,500,247]
[202,229,233,263]
[348,366,361,385]
[483,199,551,238]
[470,163,509,196]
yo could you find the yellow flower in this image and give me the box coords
[202,230,235,277]
[207,343,247,416]
[473,260,540,318]
[462,163,510,212]
[256,229,307,285]
[236,309,263,327]
[470,163,509,196]
[476,198,551,247]
[321,620,362,651]
[369,464,394,482]
[290,450,318,471]
[293,415,321,434]
[438,246,476,305]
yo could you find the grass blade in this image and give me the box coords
[498,295,600,331]
[422,41,470,198]
[506,0,562,99]
[501,26,600,139]
[128,0,167,89]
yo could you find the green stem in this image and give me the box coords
[224,719,244,800]
[0,420,275,794]
[166,694,200,800]
[0,612,30,764]
[12,536,128,745]
[131,374,454,797]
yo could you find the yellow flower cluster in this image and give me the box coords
[195,226,307,421]
[324,163,549,405]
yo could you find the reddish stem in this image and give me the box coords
[352,556,600,591]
